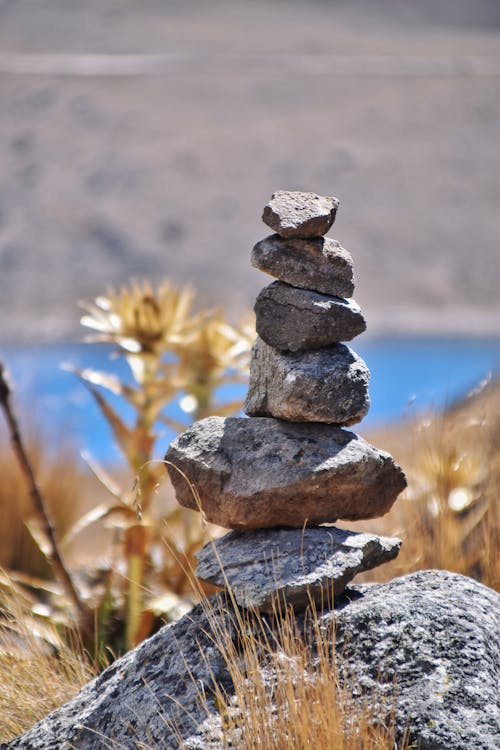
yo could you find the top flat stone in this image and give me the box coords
[263,190,339,238]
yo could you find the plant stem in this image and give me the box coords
[0,363,88,625]
[124,523,147,648]
[124,352,158,649]
[193,384,213,422]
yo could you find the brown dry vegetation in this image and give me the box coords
[0,436,97,579]
[191,596,412,750]
[356,378,500,590]
[0,585,94,741]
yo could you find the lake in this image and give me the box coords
[0,337,498,464]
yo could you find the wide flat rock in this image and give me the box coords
[262,190,339,238]
[244,337,370,425]
[255,281,366,351]
[251,234,354,298]
[165,417,407,528]
[196,526,402,612]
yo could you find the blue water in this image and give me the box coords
[0,338,498,464]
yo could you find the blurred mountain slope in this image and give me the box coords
[0,0,498,342]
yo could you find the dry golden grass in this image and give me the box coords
[0,583,95,742]
[353,379,500,591]
[0,588,409,747]
[199,597,410,750]
[0,435,95,580]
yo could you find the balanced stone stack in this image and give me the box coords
[166,191,407,613]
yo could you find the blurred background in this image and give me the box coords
[0,1,498,658]
[0,0,499,452]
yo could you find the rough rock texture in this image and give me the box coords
[6,572,499,750]
[2,596,234,750]
[255,281,366,351]
[196,526,402,612]
[251,235,354,298]
[165,417,407,528]
[245,337,370,425]
[332,571,500,750]
[262,190,339,238]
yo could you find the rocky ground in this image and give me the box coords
[6,572,499,749]
[0,0,498,343]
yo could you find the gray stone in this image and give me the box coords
[2,596,235,750]
[251,234,354,298]
[332,571,500,750]
[7,572,499,750]
[165,417,407,528]
[262,190,339,238]
[244,337,370,425]
[196,526,401,612]
[255,281,366,351]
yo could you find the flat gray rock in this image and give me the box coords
[262,190,339,238]
[255,281,366,351]
[251,235,354,298]
[244,337,370,425]
[165,417,407,528]
[7,572,499,750]
[195,526,402,612]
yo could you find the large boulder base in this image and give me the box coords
[262,190,339,239]
[251,234,354,298]
[195,526,402,612]
[6,572,499,750]
[165,417,406,528]
[245,337,370,425]
[255,281,366,351]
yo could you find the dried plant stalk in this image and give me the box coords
[0,364,89,628]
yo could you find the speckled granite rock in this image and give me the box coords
[251,235,354,298]
[244,337,370,425]
[165,416,406,528]
[262,190,339,238]
[196,526,402,612]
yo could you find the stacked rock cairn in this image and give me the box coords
[166,191,407,613]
